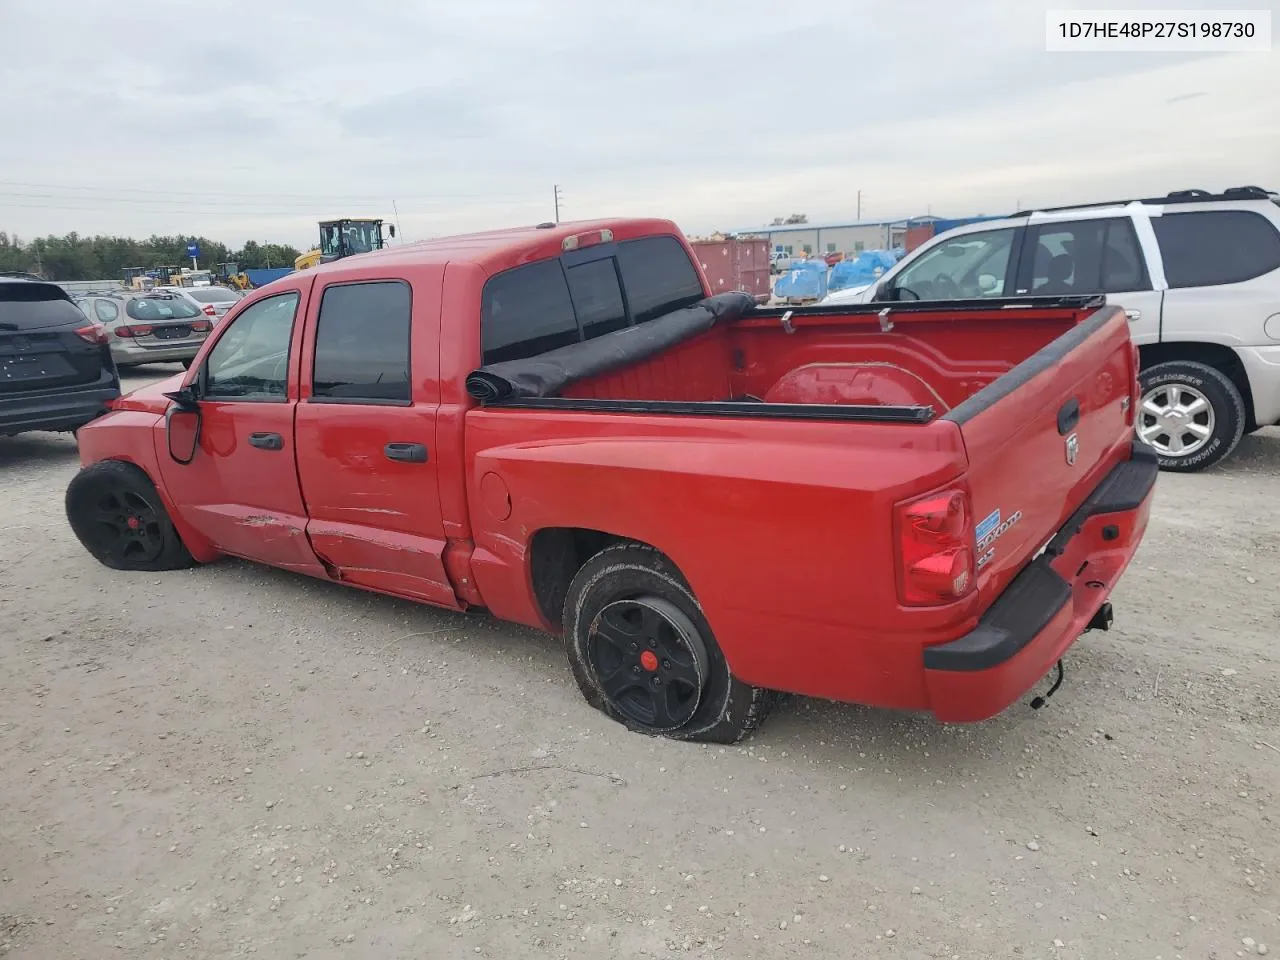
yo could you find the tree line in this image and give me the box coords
[0,231,303,281]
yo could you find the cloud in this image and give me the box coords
[0,0,1275,249]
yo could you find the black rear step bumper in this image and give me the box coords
[924,439,1158,674]
[0,382,121,436]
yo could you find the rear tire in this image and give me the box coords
[66,460,194,571]
[563,543,775,743]
[1137,361,1245,472]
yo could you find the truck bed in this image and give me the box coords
[473,295,1108,422]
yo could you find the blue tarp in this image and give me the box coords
[773,259,829,301]
[828,249,902,292]
[244,267,293,288]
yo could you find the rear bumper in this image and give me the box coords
[109,341,203,366]
[922,440,1159,723]
[0,378,121,435]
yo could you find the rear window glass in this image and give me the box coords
[615,236,704,323]
[566,259,629,340]
[0,282,84,330]
[1153,210,1280,288]
[481,260,580,364]
[188,288,240,304]
[126,296,202,321]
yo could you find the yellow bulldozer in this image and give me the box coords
[215,262,252,290]
[294,218,396,271]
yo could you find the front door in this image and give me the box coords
[156,282,327,577]
[292,275,455,607]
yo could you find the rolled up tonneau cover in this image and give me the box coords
[466,291,757,403]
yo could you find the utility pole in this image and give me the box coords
[554,185,563,224]
[856,190,862,220]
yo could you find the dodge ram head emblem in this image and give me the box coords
[1065,432,1079,466]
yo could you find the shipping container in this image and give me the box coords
[689,237,771,301]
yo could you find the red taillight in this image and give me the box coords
[74,323,109,345]
[896,488,976,606]
[191,319,211,332]
[562,228,614,252]
[202,305,217,317]
[113,324,153,338]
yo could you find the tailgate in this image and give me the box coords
[944,305,1138,601]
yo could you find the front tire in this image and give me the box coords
[66,461,194,571]
[1137,361,1245,472]
[563,543,774,743]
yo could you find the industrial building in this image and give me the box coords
[733,218,935,259]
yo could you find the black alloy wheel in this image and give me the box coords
[586,596,709,732]
[65,460,195,571]
[91,483,166,565]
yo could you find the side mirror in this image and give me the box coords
[163,385,201,464]
[165,405,201,464]
[387,224,396,239]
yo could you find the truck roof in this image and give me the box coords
[309,217,684,279]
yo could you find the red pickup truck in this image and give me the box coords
[66,218,1157,742]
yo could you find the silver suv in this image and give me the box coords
[823,186,1280,471]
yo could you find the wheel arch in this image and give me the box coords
[1138,341,1256,431]
[529,527,682,631]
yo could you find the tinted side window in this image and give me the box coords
[204,292,299,401]
[566,258,628,340]
[1026,218,1149,296]
[1153,211,1280,288]
[615,236,704,323]
[1099,219,1148,292]
[481,260,579,364]
[312,281,412,403]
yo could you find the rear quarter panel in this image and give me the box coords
[463,408,983,708]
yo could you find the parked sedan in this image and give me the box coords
[76,292,212,369]
[154,284,243,321]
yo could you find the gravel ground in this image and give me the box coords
[2,365,1278,960]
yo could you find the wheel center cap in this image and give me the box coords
[639,650,659,672]
[127,516,141,530]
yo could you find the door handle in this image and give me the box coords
[1057,397,1080,435]
[384,442,428,463]
[1125,309,1141,322]
[248,432,284,451]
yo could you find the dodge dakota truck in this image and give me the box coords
[65,218,1158,742]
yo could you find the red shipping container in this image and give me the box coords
[904,224,935,252]
[689,237,771,301]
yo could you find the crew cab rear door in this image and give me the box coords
[1012,212,1164,346]
[293,272,456,608]
[943,305,1139,601]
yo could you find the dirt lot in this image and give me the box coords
[2,365,1278,960]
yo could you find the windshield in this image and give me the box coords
[188,288,240,304]
[320,221,382,257]
[126,296,202,321]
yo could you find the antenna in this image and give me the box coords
[554,185,563,224]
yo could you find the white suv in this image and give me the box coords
[822,186,1280,472]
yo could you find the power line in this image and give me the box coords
[0,179,543,204]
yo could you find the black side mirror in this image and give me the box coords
[387,224,396,239]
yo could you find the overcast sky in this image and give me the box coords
[0,0,1276,249]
